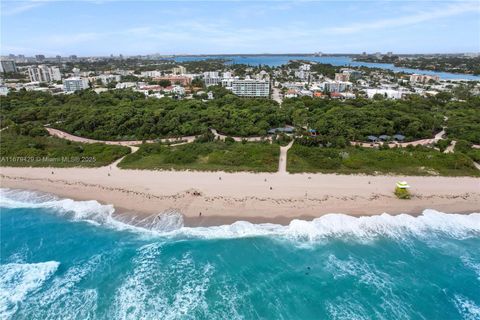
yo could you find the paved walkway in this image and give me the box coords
[46,127,196,150]
[351,127,447,149]
[210,128,271,142]
[445,140,457,153]
[278,140,294,174]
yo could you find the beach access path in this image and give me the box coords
[278,140,293,174]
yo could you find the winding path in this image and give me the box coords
[46,128,196,151]
[209,128,272,142]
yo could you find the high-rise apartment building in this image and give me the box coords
[231,79,270,97]
[28,65,62,82]
[203,71,221,87]
[0,60,18,73]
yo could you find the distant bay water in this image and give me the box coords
[1,188,480,319]
[174,55,480,80]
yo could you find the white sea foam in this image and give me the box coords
[325,299,370,320]
[0,261,60,319]
[13,255,102,319]
[1,188,479,241]
[113,244,213,320]
[453,294,480,320]
[461,255,480,281]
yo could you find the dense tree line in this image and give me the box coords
[283,95,447,141]
[0,89,287,140]
[1,89,478,143]
[445,97,480,144]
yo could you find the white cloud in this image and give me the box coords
[324,1,480,34]
[1,1,45,16]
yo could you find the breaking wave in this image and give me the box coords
[0,261,60,318]
[1,188,479,241]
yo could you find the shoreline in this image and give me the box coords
[1,166,479,227]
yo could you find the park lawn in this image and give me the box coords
[118,141,280,172]
[0,131,130,167]
[287,145,480,176]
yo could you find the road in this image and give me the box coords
[272,87,283,105]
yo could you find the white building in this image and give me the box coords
[335,69,362,82]
[231,79,269,97]
[116,82,136,89]
[299,64,311,71]
[366,88,406,99]
[28,65,62,82]
[172,66,186,75]
[172,85,185,96]
[97,74,121,85]
[282,82,306,91]
[321,81,352,93]
[0,85,9,96]
[409,74,440,84]
[72,68,80,77]
[285,89,298,98]
[299,89,313,97]
[221,77,235,89]
[294,69,309,81]
[141,70,162,78]
[63,77,89,92]
[203,71,221,87]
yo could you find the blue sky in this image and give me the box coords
[1,0,479,56]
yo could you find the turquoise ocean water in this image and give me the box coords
[174,55,480,81]
[1,188,480,319]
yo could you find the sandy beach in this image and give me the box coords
[1,164,479,226]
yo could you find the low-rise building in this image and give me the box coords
[335,69,362,82]
[366,88,406,99]
[154,75,191,86]
[97,74,121,85]
[409,74,440,83]
[141,70,162,78]
[116,82,136,89]
[172,66,187,75]
[321,80,352,93]
[285,89,298,98]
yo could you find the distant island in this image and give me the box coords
[354,54,480,75]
